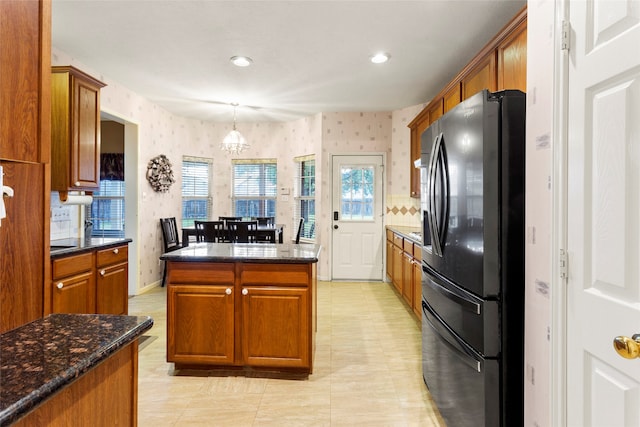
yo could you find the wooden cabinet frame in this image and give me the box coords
[408,6,527,198]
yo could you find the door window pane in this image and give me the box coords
[340,166,374,221]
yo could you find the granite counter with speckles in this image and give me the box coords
[0,313,153,425]
[160,242,321,263]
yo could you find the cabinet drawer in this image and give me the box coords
[240,263,310,287]
[403,239,413,254]
[386,229,394,241]
[52,252,93,279]
[96,245,128,267]
[393,234,403,248]
[168,262,235,285]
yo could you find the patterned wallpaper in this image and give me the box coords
[53,47,416,287]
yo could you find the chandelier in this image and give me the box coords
[221,104,249,154]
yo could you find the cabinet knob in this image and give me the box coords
[74,181,81,187]
[100,269,106,276]
[225,288,232,295]
[113,248,119,254]
[56,282,64,289]
[242,288,248,295]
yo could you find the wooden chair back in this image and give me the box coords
[228,221,257,243]
[194,220,225,242]
[160,217,182,252]
[295,218,305,244]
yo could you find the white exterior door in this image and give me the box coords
[331,155,384,280]
[566,0,640,425]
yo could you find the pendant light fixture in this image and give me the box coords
[221,103,249,154]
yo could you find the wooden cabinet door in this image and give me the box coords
[0,162,46,332]
[167,284,235,365]
[444,83,462,113]
[52,271,95,314]
[386,238,394,281]
[242,286,310,369]
[462,53,497,100]
[96,262,128,315]
[498,19,527,92]
[95,244,128,315]
[402,251,413,306]
[392,237,403,292]
[0,0,49,164]
[51,66,105,192]
[428,98,444,125]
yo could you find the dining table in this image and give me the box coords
[181,223,284,246]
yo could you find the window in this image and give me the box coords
[340,165,375,220]
[232,159,277,218]
[294,156,315,241]
[182,157,213,228]
[86,179,125,238]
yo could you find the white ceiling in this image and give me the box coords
[51,0,526,123]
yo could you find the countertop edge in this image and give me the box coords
[386,225,422,245]
[50,238,133,259]
[0,314,153,426]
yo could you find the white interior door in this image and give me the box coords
[566,1,640,425]
[331,155,384,280]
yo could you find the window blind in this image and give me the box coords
[182,157,213,228]
[232,159,277,218]
[86,180,125,238]
[293,156,315,241]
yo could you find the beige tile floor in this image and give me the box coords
[130,281,446,426]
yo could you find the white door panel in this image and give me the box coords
[566,0,640,425]
[331,155,384,280]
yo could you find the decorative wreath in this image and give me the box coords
[146,154,175,193]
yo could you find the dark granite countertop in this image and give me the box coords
[161,242,321,263]
[386,225,422,245]
[0,314,153,425]
[50,237,132,259]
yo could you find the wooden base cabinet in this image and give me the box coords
[14,342,138,427]
[49,244,129,315]
[96,245,129,315]
[166,261,316,375]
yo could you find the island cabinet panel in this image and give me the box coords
[13,342,138,427]
[242,286,310,368]
[167,284,235,365]
[165,256,317,375]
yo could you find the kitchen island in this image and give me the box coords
[161,242,320,377]
[0,313,153,426]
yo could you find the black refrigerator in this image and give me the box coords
[420,89,525,427]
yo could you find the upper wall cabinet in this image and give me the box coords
[51,66,105,197]
[407,6,526,198]
[0,0,50,164]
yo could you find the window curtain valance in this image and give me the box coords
[100,153,124,181]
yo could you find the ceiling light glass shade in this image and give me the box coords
[221,128,249,154]
[370,52,390,64]
[230,56,253,67]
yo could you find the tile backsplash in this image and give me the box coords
[50,191,81,240]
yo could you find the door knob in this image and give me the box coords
[613,334,640,359]
[333,224,338,229]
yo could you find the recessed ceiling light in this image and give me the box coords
[370,52,390,64]
[230,56,253,67]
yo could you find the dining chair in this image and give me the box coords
[228,220,257,243]
[253,216,275,226]
[194,220,225,242]
[295,218,305,244]
[160,217,185,286]
[219,216,242,228]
